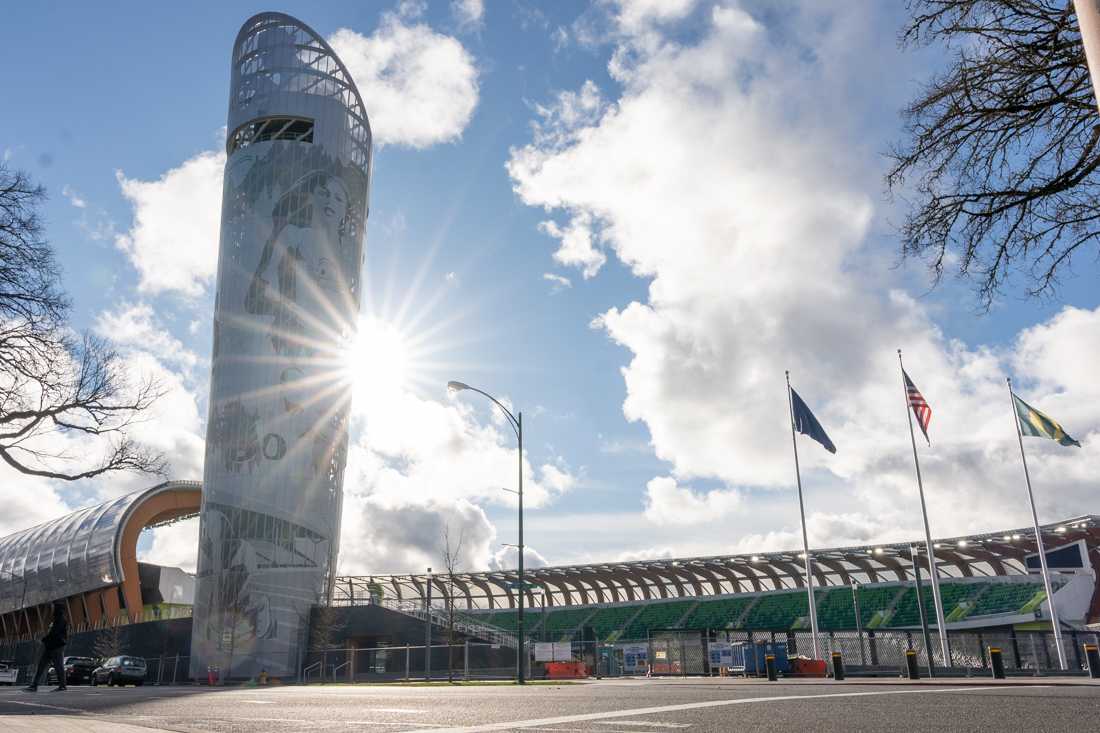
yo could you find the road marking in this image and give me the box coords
[2,699,89,713]
[594,723,690,729]
[375,708,427,714]
[346,723,439,728]
[524,729,674,733]
[403,686,1013,732]
[241,699,275,704]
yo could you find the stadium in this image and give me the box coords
[2,478,1097,679]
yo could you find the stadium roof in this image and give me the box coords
[0,481,200,617]
[333,515,1099,610]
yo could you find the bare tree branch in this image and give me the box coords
[889,0,1100,308]
[0,163,167,480]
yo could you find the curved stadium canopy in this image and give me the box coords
[0,481,200,628]
[331,516,1099,611]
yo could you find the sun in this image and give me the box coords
[344,316,411,400]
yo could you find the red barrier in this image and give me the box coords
[787,658,827,677]
[545,661,588,679]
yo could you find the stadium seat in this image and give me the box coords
[586,604,643,641]
[680,596,756,630]
[539,607,597,641]
[741,591,808,630]
[620,600,697,640]
[969,582,1046,617]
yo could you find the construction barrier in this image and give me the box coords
[545,661,588,679]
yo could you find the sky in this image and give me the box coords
[2,0,1100,579]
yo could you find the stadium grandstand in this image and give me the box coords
[1,480,1097,653]
[332,516,1100,644]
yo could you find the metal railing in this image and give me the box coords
[379,599,523,648]
[301,642,521,683]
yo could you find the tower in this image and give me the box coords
[190,12,372,679]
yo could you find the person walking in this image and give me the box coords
[24,601,68,692]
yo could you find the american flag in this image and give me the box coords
[903,370,931,444]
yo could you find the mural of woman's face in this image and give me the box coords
[314,176,348,228]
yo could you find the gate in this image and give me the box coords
[648,629,707,676]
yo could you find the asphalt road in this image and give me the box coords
[2,677,1099,732]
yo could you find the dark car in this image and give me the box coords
[46,656,98,686]
[91,656,147,687]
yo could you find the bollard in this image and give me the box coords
[905,649,920,680]
[765,654,778,682]
[831,652,845,681]
[989,647,1005,680]
[1083,644,1100,679]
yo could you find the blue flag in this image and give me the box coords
[790,388,836,454]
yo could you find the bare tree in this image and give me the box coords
[888,1,1099,307]
[308,604,346,651]
[440,523,465,683]
[0,163,165,479]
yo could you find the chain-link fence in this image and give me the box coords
[301,643,520,683]
[574,628,1100,677]
[5,655,197,687]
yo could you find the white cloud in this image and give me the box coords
[538,214,605,278]
[115,150,225,297]
[451,0,485,30]
[330,17,479,149]
[508,2,1100,545]
[643,476,741,525]
[95,302,198,371]
[543,272,572,293]
[61,185,86,209]
[490,544,548,572]
[613,0,697,34]
[338,494,497,575]
[334,386,577,574]
[140,517,199,573]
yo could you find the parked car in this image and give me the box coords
[0,661,19,686]
[91,656,147,687]
[46,656,98,685]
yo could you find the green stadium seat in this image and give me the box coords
[586,604,642,641]
[741,591,807,630]
[620,600,697,640]
[681,596,756,630]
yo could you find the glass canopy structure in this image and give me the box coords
[0,480,201,639]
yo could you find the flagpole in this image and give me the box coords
[1006,377,1067,670]
[786,370,821,660]
[897,350,950,669]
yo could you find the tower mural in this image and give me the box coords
[191,12,372,678]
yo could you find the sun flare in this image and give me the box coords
[345,316,411,400]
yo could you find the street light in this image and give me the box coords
[425,567,433,682]
[448,380,526,684]
[851,581,866,666]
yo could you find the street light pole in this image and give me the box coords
[447,381,526,684]
[851,581,866,666]
[425,567,433,682]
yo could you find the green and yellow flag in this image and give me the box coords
[1013,393,1081,447]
